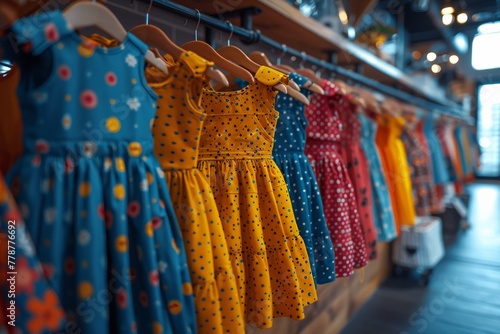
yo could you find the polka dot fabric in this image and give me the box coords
[272,72,335,285]
[304,80,367,278]
[4,11,196,334]
[148,51,245,333]
[358,113,397,242]
[198,66,317,328]
[336,97,378,261]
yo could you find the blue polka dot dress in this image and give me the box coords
[3,11,196,334]
[272,73,335,284]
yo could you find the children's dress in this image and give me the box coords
[272,72,335,285]
[148,51,244,333]
[337,99,377,261]
[375,115,416,231]
[4,11,196,334]
[358,113,397,242]
[0,172,66,334]
[198,67,317,328]
[304,80,367,278]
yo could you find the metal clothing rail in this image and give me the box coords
[151,0,467,119]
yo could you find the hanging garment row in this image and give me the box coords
[0,2,479,334]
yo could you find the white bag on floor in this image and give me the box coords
[392,216,445,269]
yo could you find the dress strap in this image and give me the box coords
[8,10,73,56]
[178,51,215,78]
[321,79,343,97]
[255,66,289,86]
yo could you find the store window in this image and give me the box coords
[472,22,500,70]
[477,84,500,178]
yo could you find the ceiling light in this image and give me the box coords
[412,50,422,60]
[431,64,442,73]
[457,12,468,24]
[449,55,459,64]
[426,52,437,62]
[442,13,454,25]
[441,6,454,15]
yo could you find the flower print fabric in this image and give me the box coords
[3,11,196,334]
[198,66,318,328]
[0,173,66,334]
[358,113,397,242]
[304,80,368,278]
[147,51,245,333]
[402,125,435,216]
[336,97,378,261]
[272,72,336,285]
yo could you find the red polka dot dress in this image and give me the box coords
[304,80,368,278]
[336,97,378,261]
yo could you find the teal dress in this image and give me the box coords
[3,11,196,334]
[358,113,397,242]
[424,115,450,184]
[272,72,335,284]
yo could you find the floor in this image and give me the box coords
[341,182,500,334]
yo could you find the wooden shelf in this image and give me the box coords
[174,0,459,109]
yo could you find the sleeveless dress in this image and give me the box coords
[414,121,442,212]
[402,126,434,216]
[198,66,317,328]
[4,11,196,333]
[337,98,377,261]
[424,116,450,184]
[436,123,458,182]
[0,173,66,334]
[304,80,367,278]
[375,116,415,232]
[271,72,335,285]
[358,113,397,242]
[148,51,244,333]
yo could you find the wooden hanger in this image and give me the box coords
[130,24,228,86]
[182,41,254,84]
[217,45,287,94]
[63,2,168,75]
[355,87,381,114]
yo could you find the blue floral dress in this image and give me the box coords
[3,11,196,334]
[1,173,66,334]
[272,73,335,284]
[358,113,397,242]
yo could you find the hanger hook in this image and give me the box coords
[300,51,307,68]
[277,44,287,65]
[194,9,201,41]
[146,0,153,25]
[226,21,234,46]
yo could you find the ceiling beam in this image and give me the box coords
[409,30,443,43]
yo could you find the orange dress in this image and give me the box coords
[376,115,415,232]
[198,67,317,328]
[147,51,245,333]
[0,65,23,174]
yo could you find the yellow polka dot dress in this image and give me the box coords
[198,66,318,328]
[147,52,245,333]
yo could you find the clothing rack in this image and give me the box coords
[149,0,469,121]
